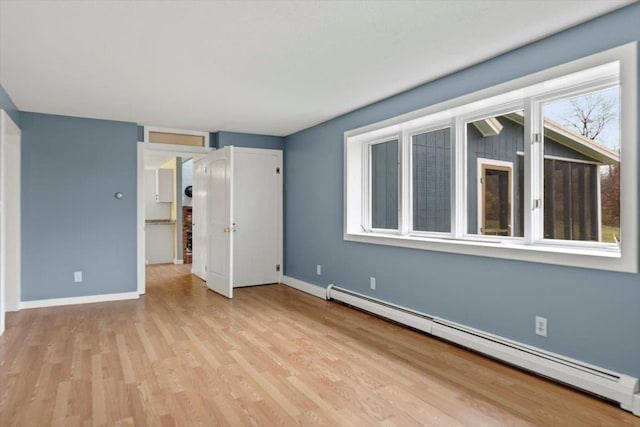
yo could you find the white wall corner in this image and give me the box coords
[281,275,327,299]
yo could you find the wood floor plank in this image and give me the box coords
[1,263,639,426]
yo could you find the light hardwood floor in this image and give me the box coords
[1,264,639,426]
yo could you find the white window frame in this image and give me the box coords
[363,134,402,233]
[533,81,618,248]
[344,42,637,273]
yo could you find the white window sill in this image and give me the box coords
[344,231,634,273]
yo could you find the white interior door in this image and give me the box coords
[192,159,208,280]
[233,149,282,287]
[206,148,233,298]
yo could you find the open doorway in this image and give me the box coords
[137,140,212,295]
[478,159,513,237]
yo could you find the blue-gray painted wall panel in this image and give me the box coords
[283,3,640,377]
[21,112,138,300]
[210,132,219,148]
[217,131,284,150]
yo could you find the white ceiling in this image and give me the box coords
[0,1,633,136]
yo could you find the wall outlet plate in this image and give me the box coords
[74,271,83,283]
[316,265,322,276]
[535,316,547,337]
[370,277,376,290]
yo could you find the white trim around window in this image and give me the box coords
[364,135,401,233]
[344,42,637,273]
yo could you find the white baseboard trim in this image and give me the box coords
[173,259,184,265]
[19,292,139,310]
[5,302,20,312]
[326,284,640,417]
[282,276,327,299]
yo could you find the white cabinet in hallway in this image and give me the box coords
[155,168,174,203]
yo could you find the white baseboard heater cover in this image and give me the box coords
[326,284,640,416]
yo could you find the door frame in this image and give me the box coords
[136,141,212,295]
[477,157,514,236]
[0,110,21,335]
[191,158,209,280]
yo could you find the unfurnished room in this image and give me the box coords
[0,1,640,425]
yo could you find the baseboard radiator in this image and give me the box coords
[326,284,640,416]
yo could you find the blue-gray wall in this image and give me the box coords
[283,3,640,377]
[21,112,138,300]
[217,131,284,150]
[0,82,20,126]
[210,132,218,148]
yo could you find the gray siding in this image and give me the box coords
[465,116,594,236]
[544,137,596,162]
[466,116,525,236]
[371,140,398,229]
[217,131,284,150]
[412,128,450,232]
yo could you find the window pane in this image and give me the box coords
[412,128,450,232]
[371,140,398,229]
[543,87,620,242]
[466,111,525,237]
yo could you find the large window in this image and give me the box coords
[344,44,637,273]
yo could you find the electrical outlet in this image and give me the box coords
[370,277,376,290]
[74,271,83,283]
[535,316,547,337]
[316,265,322,276]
